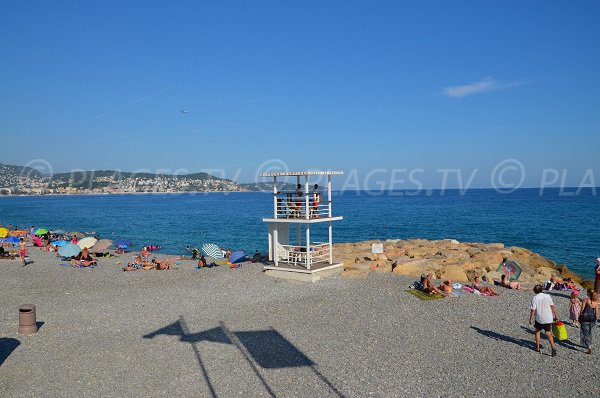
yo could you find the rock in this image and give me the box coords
[406,246,440,258]
[482,271,502,283]
[470,251,503,270]
[392,259,436,278]
[536,267,556,279]
[440,265,469,282]
[439,249,471,262]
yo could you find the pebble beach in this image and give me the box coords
[1,247,599,397]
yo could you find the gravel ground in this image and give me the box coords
[1,249,599,398]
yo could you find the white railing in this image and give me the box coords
[276,242,330,268]
[274,193,331,219]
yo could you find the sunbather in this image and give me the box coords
[497,274,525,290]
[439,280,453,293]
[421,273,444,295]
[470,276,499,296]
[71,247,96,267]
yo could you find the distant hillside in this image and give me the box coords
[51,170,233,185]
[0,163,43,178]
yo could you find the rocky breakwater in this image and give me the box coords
[334,239,586,286]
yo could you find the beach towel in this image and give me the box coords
[405,289,444,301]
[463,286,491,296]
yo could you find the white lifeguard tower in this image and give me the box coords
[261,170,344,282]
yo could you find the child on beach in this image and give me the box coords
[569,292,582,328]
[18,238,27,266]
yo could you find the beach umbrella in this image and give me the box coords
[0,227,8,238]
[201,243,224,259]
[116,239,132,248]
[230,250,246,263]
[58,243,81,258]
[51,240,69,247]
[77,237,97,249]
[34,228,48,235]
[91,239,113,252]
[5,236,20,243]
[497,260,522,281]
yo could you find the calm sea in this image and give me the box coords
[1,189,598,278]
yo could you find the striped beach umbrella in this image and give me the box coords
[58,243,81,258]
[201,243,224,259]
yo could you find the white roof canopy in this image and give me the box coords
[261,171,343,177]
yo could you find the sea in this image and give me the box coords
[1,188,598,279]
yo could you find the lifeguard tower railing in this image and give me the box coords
[274,191,329,219]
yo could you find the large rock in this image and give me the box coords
[482,271,502,283]
[406,246,440,258]
[440,265,469,282]
[470,251,504,270]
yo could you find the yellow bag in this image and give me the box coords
[552,322,568,341]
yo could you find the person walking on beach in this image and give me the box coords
[594,258,600,295]
[19,237,27,266]
[579,289,598,354]
[529,284,559,356]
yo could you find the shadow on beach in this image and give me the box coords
[470,326,536,350]
[0,337,21,367]
[143,317,344,398]
[518,326,580,351]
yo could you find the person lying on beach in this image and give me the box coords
[152,258,171,270]
[497,274,525,290]
[470,276,499,296]
[547,274,578,291]
[71,247,97,267]
[197,255,207,268]
[439,280,453,293]
[421,273,444,295]
[114,246,124,255]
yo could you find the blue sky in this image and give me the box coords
[1,1,599,188]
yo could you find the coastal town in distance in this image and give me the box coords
[0,163,282,195]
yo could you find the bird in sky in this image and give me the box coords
[180,109,189,114]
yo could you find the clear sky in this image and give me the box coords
[1,1,599,189]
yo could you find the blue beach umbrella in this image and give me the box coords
[58,243,81,258]
[5,236,20,243]
[51,240,69,247]
[116,239,132,248]
[230,251,246,263]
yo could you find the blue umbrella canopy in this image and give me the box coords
[116,239,132,248]
[5,236,20,243]
[58,243,81,258]
[51,240,69,247]
[230,251,246,263]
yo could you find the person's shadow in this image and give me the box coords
[0,338,21,367]
[519,326,579,351]
[470,326,536,350]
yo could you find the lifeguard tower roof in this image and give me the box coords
[260,171,343,177]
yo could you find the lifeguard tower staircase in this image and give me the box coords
[261,171,344,282]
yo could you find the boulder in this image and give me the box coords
[440,265,469,282]
[406,246,440,258]
[482,271,502,283]
[470,251,503,269]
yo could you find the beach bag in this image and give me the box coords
[552,321,568,341]
[579,302,597,323]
